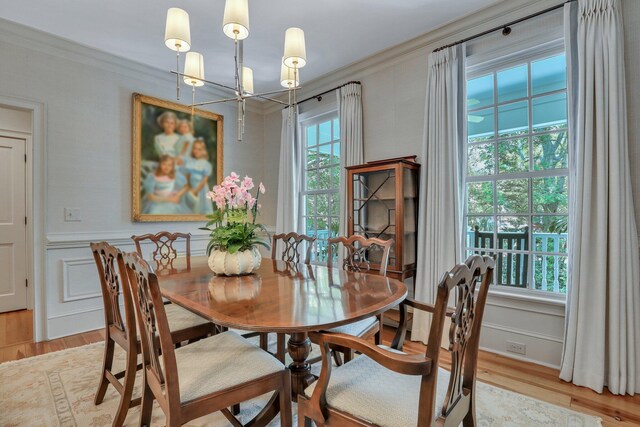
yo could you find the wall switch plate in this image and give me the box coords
[506,341,526,355]
[64,208,81,222]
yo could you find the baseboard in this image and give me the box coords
[479,346,561,370]
[47,307,104,340]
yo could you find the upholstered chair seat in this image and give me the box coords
[304,353,451,426]
[170,331,285,403]
[161,304,211,333]
[326,316,377,336]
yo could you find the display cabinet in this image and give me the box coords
[346,156,420,284]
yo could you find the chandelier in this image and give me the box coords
[163,0,306,142]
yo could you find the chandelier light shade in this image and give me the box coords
[164,3,306,141]
[280,59,299,88]
[242,66,254,94]
[183,52,205,87]
[283,27,307,68]
[222,0,250,40]
[164,8,191,51]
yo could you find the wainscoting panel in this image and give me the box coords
[44,232,212,339]
[61,257,101,303]
[479,293,566,368]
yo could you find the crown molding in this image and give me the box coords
[0,17,265,114]
[262,0,564,115]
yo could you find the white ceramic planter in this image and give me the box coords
[208,247,262,276]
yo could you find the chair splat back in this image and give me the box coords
[271,232,316,265]
[426,255,495,421]
[123,252,178,397]
[90,242,130,336]
[327,235,393,276]
[131,231,191,274]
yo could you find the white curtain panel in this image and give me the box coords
[411,45,465,344]
[275,107,300,234]
[337,83,364,237]
[560,0,640,395]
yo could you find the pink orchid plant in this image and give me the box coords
[201,173,269,255]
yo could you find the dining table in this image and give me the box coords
[157,256,408,400]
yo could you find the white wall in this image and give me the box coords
[263,0,640,368]
[0,19,275,339]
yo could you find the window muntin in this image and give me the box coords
[465,50,569,295]
[301,113,340,264]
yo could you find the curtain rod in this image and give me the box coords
[434,0,575,52]
[284,80,361,109]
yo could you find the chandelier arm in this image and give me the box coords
[170,71,238,93]
[242,88,297,98]
[190,97,239,107]
[251,96,289,106]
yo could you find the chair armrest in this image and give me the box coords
[305,331,433,424]
[317,332,432,376]
[389,298,455,351]
[403,297,455,317]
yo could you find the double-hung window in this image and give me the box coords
[300,112,341,264]
[465,45,569,295]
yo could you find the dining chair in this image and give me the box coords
[270,232,317,361]
[298,255,495,427]
[131,231,191,274]
[272,232,317,264]
[91,242,216,427]
[325,235,393,363]
[123,251,292,427]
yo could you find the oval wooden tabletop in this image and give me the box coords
[158,257,408,333]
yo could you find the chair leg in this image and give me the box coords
[375,314,384,345]
[260,332,269,351]
[94,335,114,405]
[276,333,286,363]
[297,398,313,427]
[332,350,343,366]
[112,347,138,427]
[232,403,240,415]
[279,370,293,427]
[138,377,154,427]
[343,349,354,364]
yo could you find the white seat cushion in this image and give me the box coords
[174,331,285,403]
[165,303,211,332]
[304,351,450,426]
[325,316,377,336]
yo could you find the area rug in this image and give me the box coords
[0,342,601,426]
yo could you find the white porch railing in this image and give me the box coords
[466,231,568,293]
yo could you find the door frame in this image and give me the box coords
[0,95,46,342]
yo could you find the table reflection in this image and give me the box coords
[208,275,262,303]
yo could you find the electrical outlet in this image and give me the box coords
[64,208,81,222]
[506,341,526,355]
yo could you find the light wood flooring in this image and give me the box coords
[1,309,638,426]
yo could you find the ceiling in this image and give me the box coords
[0,0,503,93]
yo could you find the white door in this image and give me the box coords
[0,137,27,312]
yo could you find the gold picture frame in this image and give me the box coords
[132,93,224,222]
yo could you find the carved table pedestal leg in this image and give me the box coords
[287,332,315,401]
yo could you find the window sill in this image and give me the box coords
[488,288,567,307]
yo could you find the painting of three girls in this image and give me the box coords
[133,94,223,221]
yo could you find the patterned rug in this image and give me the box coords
[0,342,601,426]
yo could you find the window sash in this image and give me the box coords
[464,46,569,296]
[300,111,340,264]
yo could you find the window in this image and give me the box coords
[465,49,569,295]
[301,112,340,263]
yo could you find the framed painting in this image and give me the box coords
[132,93,223,222]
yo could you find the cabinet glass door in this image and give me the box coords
[352,169,397,269]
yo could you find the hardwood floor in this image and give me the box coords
[0,309,104,364]
[0,310,638,426]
